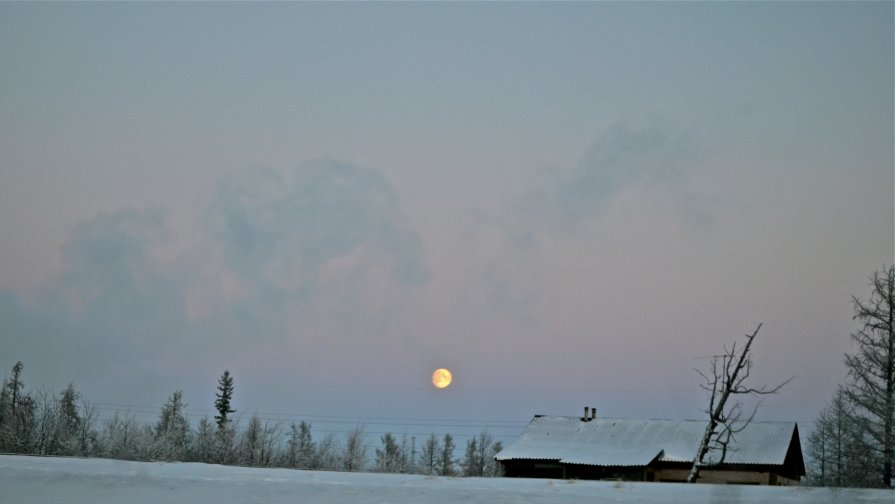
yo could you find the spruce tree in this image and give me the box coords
[420,433,440,475]
[439,433,455,476]
[214,370,235,429]
[462,436,479,476]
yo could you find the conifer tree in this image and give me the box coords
[462,436,479,476]
[439,433,455,476]
[375,432,402,473]
[214,370,235,429]
[843,265,895,487]
[419,433,440,475]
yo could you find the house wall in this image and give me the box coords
[501,461,800,486]
[501,461,566,479]
[653,468,800,486]
[500,461,646,481]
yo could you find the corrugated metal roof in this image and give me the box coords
[496,416,797,467]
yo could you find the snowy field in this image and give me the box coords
[1,455,890,504]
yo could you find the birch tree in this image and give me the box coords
[688,324,792,482]
[154,390,190,461]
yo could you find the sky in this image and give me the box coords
[0,2,892,442]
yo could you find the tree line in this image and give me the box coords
[806,265,894,488]
[8,267,889,486]
[0,365,502,476]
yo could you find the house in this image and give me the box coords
[496,410,805,485]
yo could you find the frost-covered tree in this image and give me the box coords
[100,411,139,459]
[77,400,99,456]
[192,417,215,463]
[0,378,8,431]
[292,420,315,468]
[58,384,81,438]
[375,432,404,473]
[237,415,281,467]
[31,390,57,455]
[397,432,412,473]
[438,433,456,476]
[241,415,263,466]
[342,425,369,472]
[484,440,503,477]
[214,417,238,465]
[843,265,895,487]
[154,391,190,461]
[39,384,77,455]
[259,419,282,467]
[462,432,498,477]
[286,421,314,468]
[0,361,36,453]
[419,433,440,475]
[6,362,23,418]
[462,436,479,476]
[313,432,340,470]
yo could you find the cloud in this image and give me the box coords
[208,159,426,297]
[521,122,709,231]
[0,208,189,389]
[1,160,428,395]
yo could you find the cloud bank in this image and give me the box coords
[2,160,428,401]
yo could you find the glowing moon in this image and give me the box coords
[432,368,452,389]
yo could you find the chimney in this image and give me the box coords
[591,407,597,420]
[583,406,589,421]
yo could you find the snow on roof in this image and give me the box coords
[496,416,798,467]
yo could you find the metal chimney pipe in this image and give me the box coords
[583,406,589,421]
[591,407,597,420]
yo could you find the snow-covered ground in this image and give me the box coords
[1,455,890,504]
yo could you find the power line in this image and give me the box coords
[88,402,529,427]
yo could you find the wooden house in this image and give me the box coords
[496,412,805,485]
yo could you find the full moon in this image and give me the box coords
[432,368,452,389]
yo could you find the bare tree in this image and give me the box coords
[843,265,895,487]
[313,431,340,470]
[260,419,282,467]
[688,324,792,482]
[807,387,878,487]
